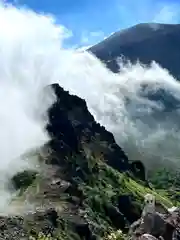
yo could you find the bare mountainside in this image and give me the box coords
[89,23,180,78]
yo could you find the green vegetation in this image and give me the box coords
[12,170,37,191]
[104,230,126,240]
[62,154,173,237]
[28,230,80,240]
[148,167,180,205]
[149,168,180,190]
[10,152,176,240]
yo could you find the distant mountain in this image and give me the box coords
[89,23,180,79]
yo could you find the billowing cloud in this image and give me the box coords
[80,30,105,44]
[117,0,180,27]
[153,4,180,23]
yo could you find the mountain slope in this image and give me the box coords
[46,83,129,173]
[3,24,180,240]
[4,83,174,240]
[89,23,180,79]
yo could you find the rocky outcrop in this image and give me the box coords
[3,83,171,240]
[129,206,180,240]
[46,83,130,172]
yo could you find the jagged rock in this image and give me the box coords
[128,194,180,239]
[46,83,130,172]
[47,83,148,182]
[5,83,163,239]
[129,209,180,240]
[165,208,180,240]
[68,219,97,240]
[142,213,166,237]
[46,84,79,157]
[129,213,166,239]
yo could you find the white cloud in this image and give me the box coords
[77,30,105,51]
[153,5,180,24]
[77,45,92,51]
[0,0,180,215]
[80,30,105,44]
[117,0,180,28]
[89,31,104,38]
[0,1,71,214]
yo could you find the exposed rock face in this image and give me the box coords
[129,208,180,240]
[46,83,130,172]
[0,208,96,240]
[3,83,161,240]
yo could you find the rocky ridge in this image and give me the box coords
[1,83,177,240]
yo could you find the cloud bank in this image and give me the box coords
[0,0,180,214]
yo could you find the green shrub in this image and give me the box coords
[11,170,37,190]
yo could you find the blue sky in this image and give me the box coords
[6,0,180,48]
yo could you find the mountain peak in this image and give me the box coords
[89,23,180,76]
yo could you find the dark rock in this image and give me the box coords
[129,161,152,189]
[75,222,96,240]
[46,84,79,157]
[164,223,175,240]
[142,213,166,237]
[62,213,96,240]
[129,212,167,239]
[129,161,146,182]
[163,208,180,240]
[104,203,126,230]
[129,209,180,240]
[64,182,84,198]
[46,83,130,172]
[68,196,81,205]
[118,195,141,223]
[46,208,58,228]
